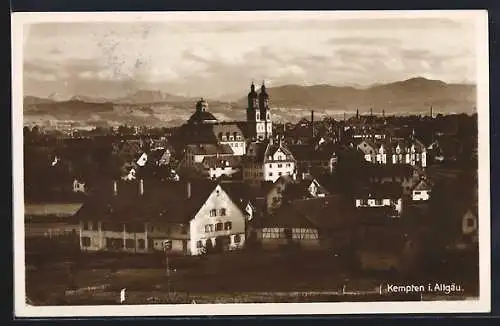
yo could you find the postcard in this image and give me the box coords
[12,10,490,317]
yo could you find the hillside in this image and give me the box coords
[23,77,477,127]
[238,77,476,115]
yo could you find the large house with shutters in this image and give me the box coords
[73,179,253,256]
[357,137,428,168]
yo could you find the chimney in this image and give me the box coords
[187,182,191,199]
[430,105,433,118]
[113,180,118,196]
[139,179,144,195]
[311,110,315,138]
[370,107,373,117]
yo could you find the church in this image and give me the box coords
[175,82,274,154]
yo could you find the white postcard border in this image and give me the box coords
[12,10,491,317]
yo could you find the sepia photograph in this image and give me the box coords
[12,10,490,317]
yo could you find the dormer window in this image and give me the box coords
[256,113,260,120]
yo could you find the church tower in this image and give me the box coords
[246,81,273,141]
[247,82,259,122]
[257,82,272,140]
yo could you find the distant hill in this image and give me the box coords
[236,77,476,115]
[24,96,56,106]
[112,90,195,104]
[23,77,476,128]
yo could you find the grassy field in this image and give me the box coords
[25,250,478,305]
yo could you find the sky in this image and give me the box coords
[22,14,479,100]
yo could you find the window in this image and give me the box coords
[375,199,382,205]
[414,191,421,195]
[215,222,223,231]
[278,164,283,168]
[234,234,241,243]
[83,221,89,230]
[106,238,123,249]
[91,221,98,230]
[82,237,91,247]
[210,209,217,217]
[269,164,273,168]
[278,172,282,176]
[361,199,368,206]
[286,163,291,167]
[218,132,223,140]
[220,208,227,216]
[269,172,273,177]
[146,239,152,249]
[126,239,135,249]
[196,240,204,248]
[204,224,213,233]
[224,222,232,230]
[466,217,475,227]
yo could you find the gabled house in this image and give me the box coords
[73,179,249,256]
[264,175,332,214]
[390,139,427,168]
[411,178,432,201]
[242,139,296,185]
[357,140,378,163]
[357,138,428,168]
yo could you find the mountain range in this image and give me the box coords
[23,77,477,128]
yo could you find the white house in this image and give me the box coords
[357,140,378,163]
[74,180,249,256]
[411,179,432,201]
[243,139,296,185]
[189,183,247,255]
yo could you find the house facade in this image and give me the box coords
[242,139,296,185]
[189,184,247,255]
[411,179,432,201]
[357,138,428,168]
[75,180,248,256]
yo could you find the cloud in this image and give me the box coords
[22,17,478,99]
